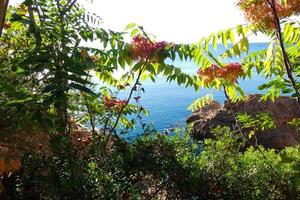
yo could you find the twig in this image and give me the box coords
[111,67,145,133]
[267,0,300,106]
[27,3,41,47]
[204,43,288,182]
[223,85,283,182]
[33,0,44,27]
[83,95,96,137]
[103,66,145,148]
[63,0,77,15]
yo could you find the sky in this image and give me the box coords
[10,0,267,43]
[81,0,267,43]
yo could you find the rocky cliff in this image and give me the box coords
[187,94,300,149]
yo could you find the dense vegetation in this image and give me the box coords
[2,127,300,199]
[0,0,300,199]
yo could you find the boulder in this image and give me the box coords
[187,94,300,149]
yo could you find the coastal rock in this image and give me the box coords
[187,94,300,149]
[0,123,92,176]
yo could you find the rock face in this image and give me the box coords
[0,124,92,176]
[187,94,300,149]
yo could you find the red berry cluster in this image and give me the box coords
[131,35,167,62]
[103,96,128,111]
[198,63,243,85]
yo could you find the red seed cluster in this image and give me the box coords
[103,96,128,111]
[222,63,244,83]
[198,63,243,85]
[131,35,167,62]
[80,49,89,58]
[197,64,219,85]
[3,22,11,29]
[237,0,300,30]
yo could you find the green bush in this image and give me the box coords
[4,126,299,199]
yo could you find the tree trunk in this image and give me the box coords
[0,0,9,37]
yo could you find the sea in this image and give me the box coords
[116,43,269,138]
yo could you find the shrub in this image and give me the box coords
[2,127,300,199]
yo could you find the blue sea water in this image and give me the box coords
[118,43,269,137]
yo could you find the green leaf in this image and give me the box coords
[240,37,249,53]
[163,65,174,76]
[156,64,165,74]
[212,35,217,50]
[130,29,139,37]
[69,83,95,95]
[5,98,33,106]
[125,23,136,30]
[43,84,56,93]
[187,94,213,112]
[228,29,235,44]
[264,41,274,74]
[150,74,156,82]
[206,50,221,66]
[236,24,246,37]
[118,56,126,68]
[68,74,92,85]
[280,0,287,6]
[132,62,144,71]
[283,23,294,41]
[15,67,25,74]
[68,67,90,76]
[232,45,241,57]
[222,32,228,47]
[110,39,116,49]
[146,63,156,75]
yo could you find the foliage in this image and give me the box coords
[1,0,101,134]
[186,1,299,103]
[237,112,276,132]
[0,0,197,139]
[2,127,300,199]
[288,118,300,131]
[1,0,300,199]
[188,93,213,112]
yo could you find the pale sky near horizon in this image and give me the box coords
[81,0,251,43]
[11,0,268,42]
